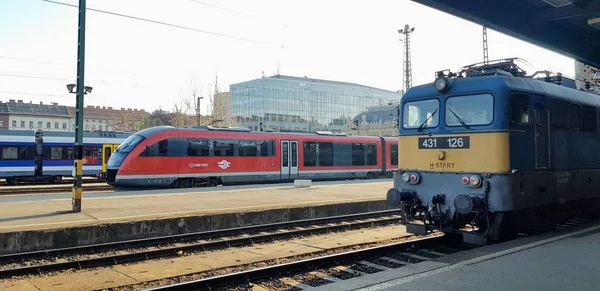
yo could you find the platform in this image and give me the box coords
[315,219,600,291]
[0,180,391,254]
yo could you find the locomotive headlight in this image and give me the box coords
[469,175,482,187]
[434,77,450,92]
[402,172,411,182]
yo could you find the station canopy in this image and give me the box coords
[413,0,600,68]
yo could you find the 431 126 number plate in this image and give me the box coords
[418,136,470,149]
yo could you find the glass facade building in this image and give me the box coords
[229,75,402,133]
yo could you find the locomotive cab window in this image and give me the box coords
[509,94,529,124]
[403,99,439,129]
[446,93,494,126]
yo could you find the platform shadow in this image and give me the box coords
[0,210,74,223]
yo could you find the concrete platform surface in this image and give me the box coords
[0,180,390,232]
[329,222,600,291]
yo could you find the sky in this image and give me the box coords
[0,0,577,114]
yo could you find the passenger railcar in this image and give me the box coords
[105,126,398,189]
[0,130,130,184]
[386,58,600,244]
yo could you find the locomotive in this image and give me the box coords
[386,58,600,244]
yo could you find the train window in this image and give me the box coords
[291,142,297,167]
[238,140,258,157]
[303,142,317,167]
[256,140,269,156]
[403,99,439,129]
[550,100,572,129]
[187,139,209,156]
[51,147,62,159]
[332,143,352,166]
[83,147,100,164]
[116,134,144,153]
[446,94,494,126]
[572,105,581,130]
[509,94,529,124]
[318,142,333,166]
[352,143,365,166]
[390,144,398,166]
[366,144,377,166]
[2,146,27,160]
[158,140,168,156]
[213,140,235,157]
[581,106,597,132]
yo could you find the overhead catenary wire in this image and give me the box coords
[41,0,260,43]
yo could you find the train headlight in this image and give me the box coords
[402,172,411,182]
[401,172,420,184]
[469,175,482,187]
[434,77,450,92]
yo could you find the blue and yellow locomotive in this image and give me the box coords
[387,58,600,243]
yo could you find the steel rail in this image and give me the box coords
[145,235,445,291]
[0,209,404,278]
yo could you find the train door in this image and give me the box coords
[280,140,298,180]
[101,144,115,174]
[533,102,549,169]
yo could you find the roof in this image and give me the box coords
[0,100,70,117]
[232,74,403,94]
[404,74,600,107]
[413,0,600,68]
[66,105,150,120]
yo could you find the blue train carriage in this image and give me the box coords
[0,129,131,185]
[386,58,600,244]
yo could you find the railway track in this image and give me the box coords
[144,235,451,291]
[0,209,408,278]
[134,215,597,291]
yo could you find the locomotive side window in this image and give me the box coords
[390,144,398,166]
[550,100,572,129]
[572,105,581,130]
[187,139,209,156]
[581,105,598,132]
[509,94,529,124]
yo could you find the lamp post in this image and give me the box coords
[67,82,92,213]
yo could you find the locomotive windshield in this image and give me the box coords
[403,99,439,129]
[445,93,494,126]
[115,134,144,153]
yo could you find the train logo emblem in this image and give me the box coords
[218,160,231,169]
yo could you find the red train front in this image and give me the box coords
[105,126,398,189]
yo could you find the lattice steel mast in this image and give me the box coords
[398,24,415,94]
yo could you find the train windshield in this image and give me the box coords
[115,134,144,153]
[445,94,494,126]
[403,99,439,129]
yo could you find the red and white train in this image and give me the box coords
[105,126,398,189]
